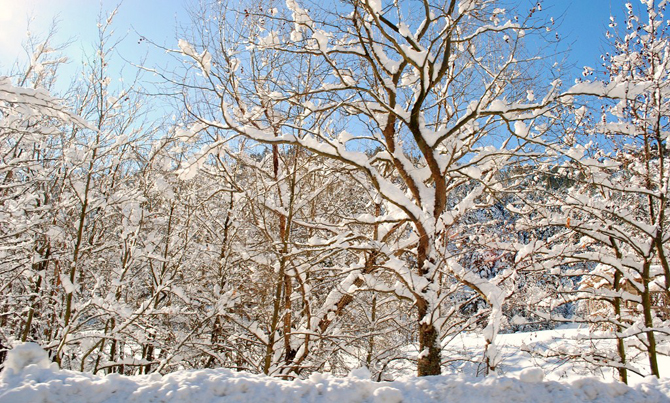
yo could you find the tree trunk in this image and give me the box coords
[613,270,628,383]
[416,299,441,376]
[365,295,377,368]
[21,275,43,342]
[641,261,660,377]
[416,230,441,376]
[262,258,285,375]
[283,273,296,366]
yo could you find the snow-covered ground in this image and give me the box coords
[442,325,670,383]
[377,325,670,385]
[2,331,670,403]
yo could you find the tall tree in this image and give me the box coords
[524,0,670,380]
[175,0,560,375]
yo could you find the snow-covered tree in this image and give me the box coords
[523,0,670,381]
[174,0,563,375]
[0,54,89,364]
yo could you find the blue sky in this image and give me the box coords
[543,0,626,72]
[0,0,187,82]
[0,0,631,84]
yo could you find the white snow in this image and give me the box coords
[177,39,194,57]
[367,0,382,14]
[177,39,212,76]
[1,343,669,403]
[1,343,55,376]
[519,367,544,383]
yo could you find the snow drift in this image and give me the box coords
[1,343,669,403]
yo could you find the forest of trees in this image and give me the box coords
[0,0,668,384]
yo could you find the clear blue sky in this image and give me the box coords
[543,0,627,72]
[0,0,634,85]
[0,0,187,83]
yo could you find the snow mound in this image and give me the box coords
[349,366,372,379]
[519,367,544,383]
[0,342,55,377]
[1,345,669,403]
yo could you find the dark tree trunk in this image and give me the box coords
[417,299,441,376]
